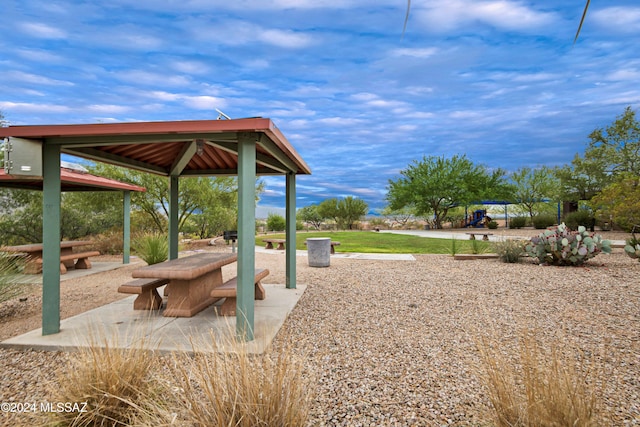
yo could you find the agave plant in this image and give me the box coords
[525,223,611,266]
[624,244,640,260]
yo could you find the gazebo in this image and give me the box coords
[0,118,311,341]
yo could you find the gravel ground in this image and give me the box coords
[0,229,638,426]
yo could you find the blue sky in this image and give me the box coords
[2,1,640,212]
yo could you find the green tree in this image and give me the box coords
[591,173,640,232]
[297,204,323,230]
[554,153,611,202]
[587,106,640,176]
[317,198,340,228]
[317,197,368,230]
[387,154,510,229]
[0,190,43,245]
[89,163,257,235]
[510,166,559,220]
[337,196,368,230]
[555,107,640,204]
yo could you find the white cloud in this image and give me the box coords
[187,19,314,49]
[0,101,71,113]
[19,22,67,39]
[259,29,314,48]
[15,49,65,63]
[183,95,227,110]
[316,117,363,126]
[606,69,640,81]
[116,70,192,87]
[415,0,556,33]
[391,47,439,58]
[592,7,640,34]
[86,104,132,114]
[2,71,74,86]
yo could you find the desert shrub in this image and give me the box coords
[88,229,124,255]
[49,336,161,426]
[564,210,594,231]
[132,232,168,265]
[493,239,525,263]
[531,214,556,229]
[524,223,611,266]
[509,216,527,229]
[487,220,498,229]
[476,331,602,427]
[266,213,286,231]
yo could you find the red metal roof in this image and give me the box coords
[0,167,146,192]
[0,118,311,176]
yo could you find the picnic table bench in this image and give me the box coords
[210,268,270,316]
[1,241,99,274]
[465,232,493,241]
[304,240,341,254]
[117,278,170,310]
[263,238,286,250]
[130,252,237,317]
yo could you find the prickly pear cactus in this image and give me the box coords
[524,223,612,266]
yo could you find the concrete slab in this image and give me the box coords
[0,283,306,355]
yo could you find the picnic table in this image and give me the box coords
[131,252,237,317]
[1,240,99,274]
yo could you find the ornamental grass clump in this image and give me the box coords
[625,228,640,262]
[0,252,25,304]
[493,239,526,263]
[475,331,603,427]
[524,223,611,266]
[48,333,162,427]
[132,232,169,265]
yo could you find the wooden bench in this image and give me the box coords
[304,240,341,254]
[465,232,493,241]
[118,278,170,310]
[263,238,286,250]
[36,250,101,274]
[210,268,270,316]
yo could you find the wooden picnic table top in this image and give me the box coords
[1,240,92,253]
[132,252,237,281]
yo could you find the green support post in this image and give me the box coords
[285,172,296,289]
[42,143,61,335]
[169,175,179,260]
[123,191,131,264]
[237,133,256,341]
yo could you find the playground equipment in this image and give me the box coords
[465,209,490,228]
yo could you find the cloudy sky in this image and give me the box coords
[2,1,640,211]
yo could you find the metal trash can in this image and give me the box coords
[306,237,331,267]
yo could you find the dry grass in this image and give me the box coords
[475,330,602,427]
[46,333,161,427]
[45,330,313,427]
[165,334,314,427]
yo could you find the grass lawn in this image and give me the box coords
[256,231,491,254]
